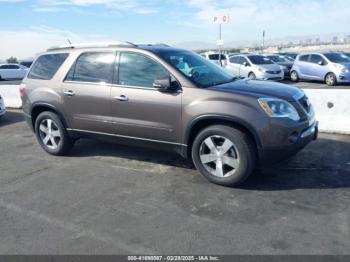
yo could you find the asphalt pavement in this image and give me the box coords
[0,110,349,254]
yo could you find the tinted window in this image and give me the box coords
[208,54,226,60]
[324,53,350,63]
[117,52,169,88]
[299,55,310,62]
[229,56,241,64]
[66,52,115,83]
[158,50,235,88]
[248,55,273,65]
[0,65,9,69]
[8,65,20,69]
[28,54,69,80]
[310,55,325,64]
[267,55,289,63]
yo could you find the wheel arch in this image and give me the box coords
[30,103,68,131]
[184,115,261,159]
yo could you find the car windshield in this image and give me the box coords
[159,50,235,88]
[248,55,274,65]
[324,53,350,63]
[268,55,289,63]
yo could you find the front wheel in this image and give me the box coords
[248,72,256,80]
[35,111,73,155]
[290,70,299,82]
[191,125,256,187]
[325,72,337,86]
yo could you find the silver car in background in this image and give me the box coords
[291,52,350,86]
[200,51,227,67]
[225,54,284,81]
[263,54,294,78]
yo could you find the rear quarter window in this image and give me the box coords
[28,53,69,80]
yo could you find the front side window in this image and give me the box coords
[324,53,350,63]
[28,53,69,80]
[158,50,235,88]
[248,55,273,65]
[116,52,169,88]
[66,52,115,83]
[8,65,20,69]
[310,55,325,64]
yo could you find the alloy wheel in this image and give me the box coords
[38,118,62,150]
[199,135,240,178]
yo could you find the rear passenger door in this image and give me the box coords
[297,55,311,78]
[226,56,240,76]
[62,51,115,133]
[110,51,182,143]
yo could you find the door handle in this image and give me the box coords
[114,95,128,101]
[63,90,75,96]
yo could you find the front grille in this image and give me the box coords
[299,96,311,113]
[267,77,282,81]
[266,70,281,74]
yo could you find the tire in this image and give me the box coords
[0,75,2,81]
[290,70,299,82]
[325,72,337,86]
[248,72,256,80]
[34,111,73,155]
[191,125,256,187]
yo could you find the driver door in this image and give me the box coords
[110,51,182,143]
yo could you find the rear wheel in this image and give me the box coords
[325,72,337,86]
[290,70,299,82]
[34,111,73,155]
[248,72,256,80]
[191,125,256,187]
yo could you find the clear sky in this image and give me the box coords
[0,0,349,59]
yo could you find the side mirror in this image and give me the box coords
[243,62,250,67]
[317,61,323,66]
[153,76,177,92]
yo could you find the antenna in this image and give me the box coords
[66,39,72,45]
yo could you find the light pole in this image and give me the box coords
[262,30,266,53]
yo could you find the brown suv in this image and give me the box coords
[21,42,318,186]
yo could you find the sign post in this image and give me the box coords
[213,15,229,67]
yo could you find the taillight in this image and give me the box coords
[19,83,26,97]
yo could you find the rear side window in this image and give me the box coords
[66,52,115,83]
[28,53,68,80]
[229,56,241,64]
[299,55,310,62]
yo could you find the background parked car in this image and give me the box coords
[278,52,298,61]
[290,52,350,86]
[19,60,34,68]
[225,54,284,81]
[0,64,28,80]
[0,94,6,117]
[263,54,294,78]
[201,51,227,66]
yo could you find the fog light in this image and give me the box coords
[288,132,299,144]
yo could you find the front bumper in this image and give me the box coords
[337,71,350,83]
[256,72,284,81]
[259,121,318,166]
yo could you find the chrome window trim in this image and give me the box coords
[67,128,187,147]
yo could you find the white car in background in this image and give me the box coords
[0,94,6,117]
[0,64,28,80]
[200,51,227,67]
[225,54,284,81]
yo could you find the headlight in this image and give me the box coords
[334,63,346,72]
[341,68,349,74]
[257,67,267,73]
[258,98,300,121]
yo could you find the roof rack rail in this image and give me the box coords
[47,41,137,51]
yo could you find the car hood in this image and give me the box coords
[209,79,304,101]
[338,62,350,69]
